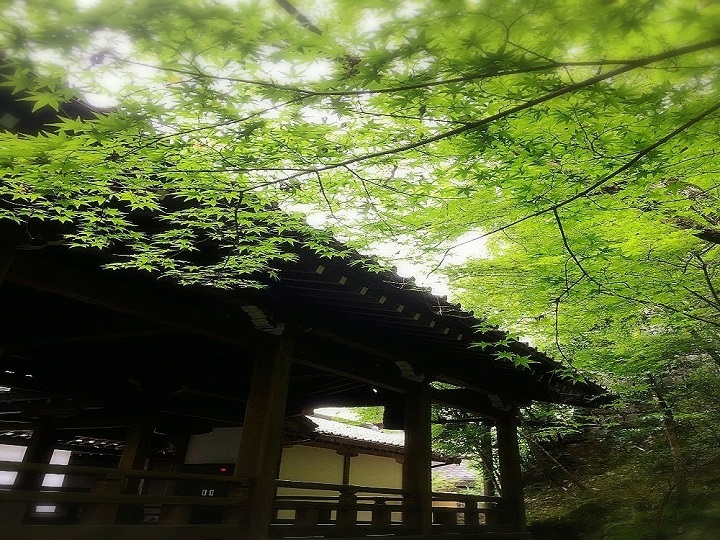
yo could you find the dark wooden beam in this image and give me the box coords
[438,371,535,407]
[4,249,267,350]
[307,328,406,364]
[292,354,411,395]
[0,397,89,416]
[294,393,402,412]
[431,388,514,421]
[5,328,179,349]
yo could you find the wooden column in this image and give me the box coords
[227,334,294,539]
[402,382,432,535]
[342,452,352,485]
[496,411,526,532]
[80,410,155,525]
[159,434,191,524]
[0,418,57,525]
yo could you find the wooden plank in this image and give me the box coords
[0,527,529,540]
[0,461,250,484]
[0,525,246,540]
[0,491,249,506]
[431,492,502,503]
[275,479,405,495]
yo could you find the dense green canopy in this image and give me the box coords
[2,0,720,381]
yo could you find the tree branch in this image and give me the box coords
[436,100,720,265]
[553,209,720,328]
[696,253,720,308]
[553,208,600,287]
[681,285,720,311]
[117,38,720,98]
[273,0,323,35]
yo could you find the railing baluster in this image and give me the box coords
[464,499,480,526]
[485,497,500,525]
[433,506,457,526]
[335,486,357,529]
[78,474,126,525]
[294,506,320,526]
[271,480,508,537]
[371,497,391,527]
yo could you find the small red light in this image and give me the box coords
[219,467,227,473]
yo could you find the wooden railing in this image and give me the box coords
[431,491,502,528]
[0,460,250,528]
[272,479,508,537]
[0,462,520,539]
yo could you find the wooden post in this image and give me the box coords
[371,497,391,527]
[158,433,191,525]
[496,412,526,532]
[335,486,357,530]
[80,410,155,525]
[402,382,432,535]
[342,452,352,485]
[464,499,480,526]
[226,334,294,539]
[0,418,57,525]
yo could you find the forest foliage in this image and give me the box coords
[2,1,720,535]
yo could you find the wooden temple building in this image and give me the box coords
[0,79,606,540]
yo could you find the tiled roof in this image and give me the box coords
[306,416,404,448]
[434,461,479,485]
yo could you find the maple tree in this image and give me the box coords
[3,1,720,532]
[2,0,720,477]
[2,0,718,369]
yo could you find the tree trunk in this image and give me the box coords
[650,378,689,509]
[479,427,499,496]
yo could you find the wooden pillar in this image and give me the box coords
[15,418,57,490]
[159,433,191,524]
[0,418,57,525]
[342,452,352,485]
[496,411,526,532]
[226,334,294,539]
[402,382,432,535]
[80,410,155,525]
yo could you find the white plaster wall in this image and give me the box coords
[279,445,344,484]
[348,453,402,489]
